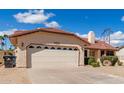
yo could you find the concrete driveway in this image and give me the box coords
[0,65,124,84]
[27,66,124,84]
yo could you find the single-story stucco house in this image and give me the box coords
[9,28,117,68]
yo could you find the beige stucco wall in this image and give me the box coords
[15,32,86,67]
[116,48,124,63]
[17,32,87,48]
[15,47,27,67]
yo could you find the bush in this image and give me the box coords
[91,62,100,67]
[88,56,96,65]
[100,56,118,66]
[8,52,13,55]
[5,51,14,55]
[88,56,100,67]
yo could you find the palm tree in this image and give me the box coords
[0,34,14,51]
[3,34,8,38]
[3,34,8,50]
[0,35,5,50]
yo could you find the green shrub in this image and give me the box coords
[8,52,13,55]
[100,56,118,66]
[88,56,100,67]
[88,56,96,65]
[91,62,100,67]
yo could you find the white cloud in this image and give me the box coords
[110,31,124,46]
[110,31,124,40]
[13,10,55,24]
[75,31,124,47]
[44,21,60,28]
[0,28,17,36]
[75,32,88,38]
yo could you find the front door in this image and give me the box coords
[84,50,88,65]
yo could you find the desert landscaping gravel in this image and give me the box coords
[0,66,31,84]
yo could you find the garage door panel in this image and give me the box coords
[32,50,78,56]
[27,45,79,68]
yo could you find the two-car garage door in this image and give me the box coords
[27,44,79,68]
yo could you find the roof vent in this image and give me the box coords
[88,31,95,44]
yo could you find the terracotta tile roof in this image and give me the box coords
[118,46,124,50]
[81,38,117,50]
[9,28,89,44]
[10,28,74,37]
[9,28,117,50]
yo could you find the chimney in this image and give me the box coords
[88,31,95,44]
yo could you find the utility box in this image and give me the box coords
[3,55,16,68]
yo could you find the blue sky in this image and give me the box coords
[1,9,124,47]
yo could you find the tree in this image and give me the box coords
[0,34,15,51]
[0,35,5,50]
[3,34,8,50]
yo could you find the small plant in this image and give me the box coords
[100,56,118,66]
[88,56,100,67]
[91,62,100,67]
[118,62,123,66]
[117,60,123,66]
[8,52,13,55]
[88,56,96,65]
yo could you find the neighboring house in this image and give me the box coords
[9,28,117,68]
[116,46,124,62]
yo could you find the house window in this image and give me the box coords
[51,47,55,49]
[37,46,41,49]
[106,51,114,56]
[101,50,105,56]
[84,50,88,58]
[89,50,95,57]
[63,48,67,50]
[44,46,49,49]
[74,48,78,51]
[57,47,61,50]
[69,48,72,50]
[29,46,34,48]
